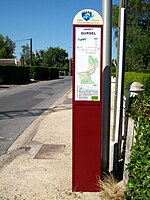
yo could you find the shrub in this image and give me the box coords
[124,72,150,90]
[49,67,59,79]
[111,65,116,77]
[15,66,30,83]
[0,65,30,84]
[59,67,69,76]
[0,65,14,84]
[30,66,50,80]
[125,92,150,199]
[144,76,150,92]
[124,72,150,94]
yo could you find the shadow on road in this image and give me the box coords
[0,108,51,120]
[0,105,72,120]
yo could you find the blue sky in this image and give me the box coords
[0,0,119,59]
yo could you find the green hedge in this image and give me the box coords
[49,67,59,79]
[30,66,50,80]
[111,65,116,77]
[111,71,150,92]
[0,65,60,84]
[125,92,150,199]
[0,65,30,84]
[15,66,30,83]
[59,67,69,76]
[30,66,59,80]
[124,72,150,93]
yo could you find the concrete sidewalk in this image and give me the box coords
[0,90,103,200]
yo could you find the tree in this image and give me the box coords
[34,50,46,66]
[44,47,68,68]
[112,0,150,72]
[0,34,16,58]
[20,44,30,65]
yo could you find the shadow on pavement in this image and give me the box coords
[0,105,72,120]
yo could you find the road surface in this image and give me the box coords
[0,76,72,155]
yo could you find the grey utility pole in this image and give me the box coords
[30,38,32,66]
[69,47,72,76]
[101,0,112,174]
[114,0,127,162]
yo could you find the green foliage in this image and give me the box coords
[0,34,16,58]
[15,66,30,83]
[112,4,119,38]
[30,66,50,80]
[128,92,150,120]
[112,0,150,71]
[21,46,69,70]
[0,65,13,84]
[111,60,117,77]
[34,50,46,66]
[0,65,30,84]
[126,0,150,71]
[125,92,150,199]
[33,50,44,66]
[144,76,150,92]
[0,65,60,84]
[20,44,31,66]
[125,26,150,71]
[30,66,59,80]
[49,67,59,79]
[44,47,68,68]
[60,65,69,76]
[124,72,150,92]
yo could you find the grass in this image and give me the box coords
[99,174,125,200]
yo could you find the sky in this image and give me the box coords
[0,0,119,59]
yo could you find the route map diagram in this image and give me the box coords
[77,55,98,84]
[77,40,100,54]
[75,27,101,101]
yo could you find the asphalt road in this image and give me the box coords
[0,76,72,155]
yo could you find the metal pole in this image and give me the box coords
[101,0,112,174]
[112,0,122,141]
[30,38,32,66]
[69,47,72,76]
[114,2,127,169]
[114,8,126,143]
[69,59,71,76]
